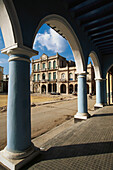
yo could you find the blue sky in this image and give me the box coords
[0,24,91,74]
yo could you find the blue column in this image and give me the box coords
[94,79,103,108]
[94,78,107,109]
[6,54,32,154]
[74,74,90,120]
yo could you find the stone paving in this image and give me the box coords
[1,105,113,169]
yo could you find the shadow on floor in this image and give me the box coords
[22,141,113,169]
[92,113,113,117]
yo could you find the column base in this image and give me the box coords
[0,145,40,170]
[94,103,104,110]
[74,112,90,120]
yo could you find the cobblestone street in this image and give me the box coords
[22,105,113,170]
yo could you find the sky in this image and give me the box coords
[0,24,91,75]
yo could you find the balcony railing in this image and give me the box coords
[41,68,47,71]
[48,67,58,70]
[60,78,67,82]
[41,79,48,82]
[48,79,57,82]
[32,80,40,83]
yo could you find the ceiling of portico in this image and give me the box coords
[64,0,113,56]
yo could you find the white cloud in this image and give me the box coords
[33,28,67,53]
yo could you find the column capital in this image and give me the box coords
[95,78,106,81]
[75,71,88,77]
[1,43,38,58]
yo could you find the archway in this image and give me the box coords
[48,84,52,93]
[42,73,46,80]
[106,65,113,105]
[89,51,102,79]
[61,84,66,93]
[69,84,73,94]
[0,0,23,48]
[75,84,78,92]
[33,14,85,73]
[87,52,102,108]
[42,85,46,94]
[53,83,57,92]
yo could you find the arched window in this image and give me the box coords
[42,73,46,80]
[53,72,56,80]
[34,74,36,82]
[34,64,36,71]
[49,73,51,81]
[43,63,45,69]
[38,64,40,71]
[69,73,73,80]
[37,74,40,81]
[53,60,56,69]
[75,74,77,80]
[49,62,51,69]
[61,73,65,80]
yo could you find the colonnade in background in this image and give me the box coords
[106,72,113,105]
[0,48,107,170]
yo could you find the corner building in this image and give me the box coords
[0,66,3,93]
[31,53,95,95]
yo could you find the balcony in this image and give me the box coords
[60,78,67,82]
[48,79,57,82]
[33,69,41,73]
[41,79,47,83]
[32,80,40,83]
[41,68,47,71]
[48,67,58,70]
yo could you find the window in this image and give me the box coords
[53,60,56,69]
[43,63,45,69]
[34,64,36,71]
[75,74,77,80]
[34,74,36,82]
[49,62,51,69]
[69,73,73,80]
[61,73,65,80]
[53,72,56,80]
[38,64,40,71]
[37,74,40,81]
[49,73,51,81]
[42,73,45,80]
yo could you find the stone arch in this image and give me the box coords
[33,14,85,73]
[75,84,78,92]
[42,85,46,94]
[106,64,113,74]
[48,83,52,93]
[0,0,22,48]
[69,84,73,94]
[89,51,102,79]
[61,84,66,93]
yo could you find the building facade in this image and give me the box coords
[3,74,9,92]
[31,53,95,95]
[0,66,3,92]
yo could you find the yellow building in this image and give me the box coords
[106,68,113,105]
[0,66,3,92]
[31,53,95,94]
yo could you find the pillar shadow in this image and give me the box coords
[21,141,113,169]
[92,113,113,117]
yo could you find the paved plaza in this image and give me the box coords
[1,105,113,169]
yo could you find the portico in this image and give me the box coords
[0,0,113,169]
